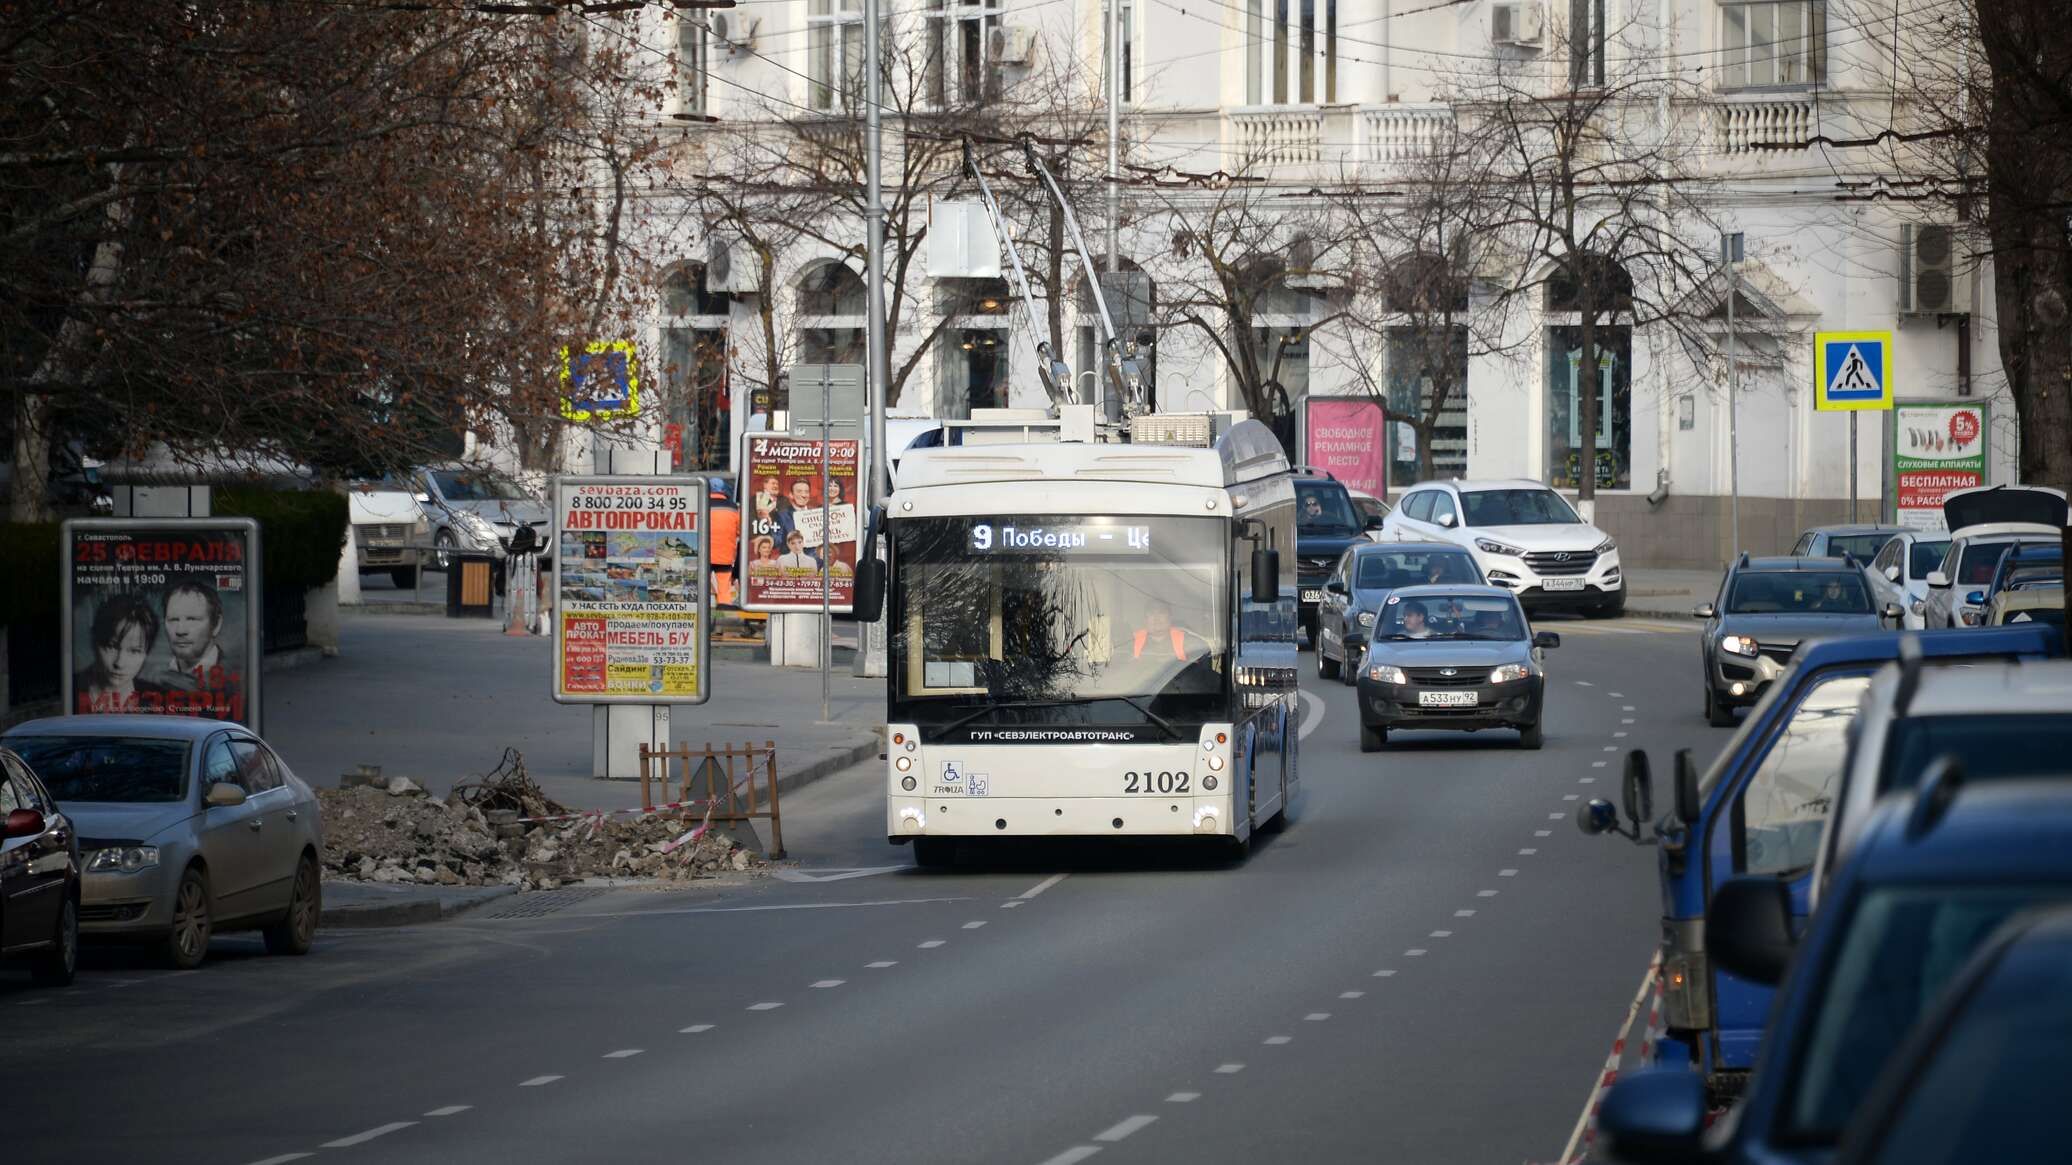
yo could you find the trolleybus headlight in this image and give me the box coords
[895,756,913,772]
[1207,754,1224,771]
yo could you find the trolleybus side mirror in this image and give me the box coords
[1674,749,1701,825]
[1623,749,1654,829]
[850,505,887,623]
[1251,548,1279,605]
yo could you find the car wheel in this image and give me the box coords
[1706,686,1737,728]
[1360,723,1386,753]
[165,866,213,970]
[1518,719,1544,750]
[263,855,320,957]
[30,898,78,987]
[389,566,418,589]
[912,838,956,869]
[1341,658,1358,687]
[432,528,457,571]
[1318,647,1340,681]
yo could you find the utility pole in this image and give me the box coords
[1724,232,1743,559]
[1106,0,1122,413]
[863,0,889,506]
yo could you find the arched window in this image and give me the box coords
[1075,259,1157,411]
[660,261,731,472]
[796,260,866,368]
[1542,254,1633,490]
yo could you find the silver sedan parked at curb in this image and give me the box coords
[2,715,324,969]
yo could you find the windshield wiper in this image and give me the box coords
[1110,694,1183,741]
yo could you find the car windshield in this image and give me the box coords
[1877,714,2072,795]
[6,736,190,802]
[890,516,1228,731]
[1788,884,2072,1143]
[1376,594,1524,641]
[1355,549,1480,590]
[1857,933,2072,1164]
[1726,572,1872,614]
[1907,540,1950,579]
[1829,534,1895,561]
[1296,482,1360,534]
[432,470,528,502]
[1460,489,1580,526]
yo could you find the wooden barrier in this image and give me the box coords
[638,740,785,859]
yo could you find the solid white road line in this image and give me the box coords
[748,1002,784,1011]
[518,1076,561,1087]
[680,1024,715,1033]
[322,1122,417,1149]
[812,980,845,989]
[1036,1147,1104,1165]
[603,1049,643,1059]
[1019,873,1069,900]
[424,1106,471,1117]
[1094,1116,1159,1143]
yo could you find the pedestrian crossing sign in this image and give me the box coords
[1815,331,1893,411]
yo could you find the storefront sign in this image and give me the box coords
[1891,402,1989,530]
[551,477,708,704]
[1301,397,1388,499]
[740,433,859,613]
[61,518,262,727]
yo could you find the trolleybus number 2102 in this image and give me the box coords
[1123,771,1192,794]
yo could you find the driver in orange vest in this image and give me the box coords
[1131,600,1190,661]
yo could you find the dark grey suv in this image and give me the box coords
[1695,554,1900,726]
[1354,585,1559,752]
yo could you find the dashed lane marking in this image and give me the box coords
[1603,746,1619,752]
[1564,794,1580,801]
[1305,1012,1331,1021]
[919,940,946,949]
[603,1049,643,1059]
[1002,900,1026,908]
[1036,1147,1103,1165]
[1215,1063,1246,1074]
[1340,990,1366,999]
[1019,874,1068,900]
[518,1076,561,1087]
[1622,718,1636,725]
[1167,1093,1201,1103]
[322,1122,418,1149]
[1094,1116,1159,1143]
[425,1106,470,1118]
[1479,889,1499,897]
[866,961,897,969]
[1549,812,1566,819]
[1373,969,1398,978]
[1614,732,1630,739]
[812,980,845,989]
[1623,705,1636,712]
[963,921,988,929]
[1519,848,1539,855]
[1535,830,1553,837]
[1430,930,1453,938]
[1581,777,1596,783]
[748,1002,784,1011]
[1264,1036,1292,1045]
[1609,691,1625,698]
[1500,869,1520,876]
[1455,909,1477,917]
[1406,949,1428,957]
[245,1156,312,1165]
[681,1024,715,1033]
[1593,761,1609,768]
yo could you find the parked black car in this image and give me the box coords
[0,747,80,987]
[1316,542,1484,684]
[1695,554,1899,726]
[1354,585,1558,751]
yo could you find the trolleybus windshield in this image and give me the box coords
[892,515,1228,733]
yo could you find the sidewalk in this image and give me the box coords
[1620,568,1720,621]
[267,612,882,816]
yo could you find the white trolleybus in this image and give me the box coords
[861,414,1302,864]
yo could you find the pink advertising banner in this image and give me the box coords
[1303,397,1388,498]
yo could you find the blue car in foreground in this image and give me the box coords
[1578,624,2061,1105]
[1598,773,2072,1165]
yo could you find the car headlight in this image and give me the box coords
[1594,537,1617,554]
[1720,634,1760,658]
[413,517,431,536]
[457,511,498,545]
[86,846,159,874]
[1475,538,1526,557]
[1366,664,1409,685]
[1356,611,1376,627]
[1490,663,1534,684]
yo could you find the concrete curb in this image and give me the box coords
[342,600,458,617]
[774,735,882,799]
[319,883,519,928]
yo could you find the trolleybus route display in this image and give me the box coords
[552,477,709,704]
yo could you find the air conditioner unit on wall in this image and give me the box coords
[709,13,759,56]
[1492,1,1546,48]
[988,25,1036,66]
[1900,224,1967,315]
[706,237,760,295]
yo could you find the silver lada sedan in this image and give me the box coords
[3,715,324,969]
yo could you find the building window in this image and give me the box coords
[1546,326,1632,491]
[809,0,864,112]
[935,280,1011,417]
[1101,0,1133,103]
[660,264,730,471]
[1246,0,1335,105]
[797,261,866,369]
[1075,266,1157,411]
[1721,1,1826,90]
[926,0,1003,108]
[1385,328,1468,487]
[675,13,708,117]
[1568,0,1605,89]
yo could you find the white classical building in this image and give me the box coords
[587,0,2005,568]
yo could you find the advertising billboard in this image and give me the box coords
[740,433,859,613]
[1892,402,1989,531]
[1301,397,1388,499]
[61,518,262,728]
[551,477,709,704]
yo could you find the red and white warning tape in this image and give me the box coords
[1559,953,1662,1164]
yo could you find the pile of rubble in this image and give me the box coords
[317,752,765,890]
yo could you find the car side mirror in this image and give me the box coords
[1597,1069,1709,1164]
[1363,514,1387,531]
[1251,548,1280,605]
[1965,590,1986,606]
[1709,875,1797,986]
[3,808,44,839]
[1436,512,1457,528]
[1883,564,1901,582]
[1325,580,1347,595]
[1577,799,1619,836]
[1883,602,1905,623]
[413,492,431,504]
[1532,631,1561,650]
[1926,569,1950,589]
[205,782,248,809]
[1692,602,1715,619]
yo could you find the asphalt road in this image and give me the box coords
[7,616,1733,1165]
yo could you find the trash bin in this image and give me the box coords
[447,552,497,618]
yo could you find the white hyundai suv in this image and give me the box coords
[1380,479,1625,617]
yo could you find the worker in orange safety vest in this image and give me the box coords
[1131,600,1189,661]
[708,478,740,607]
